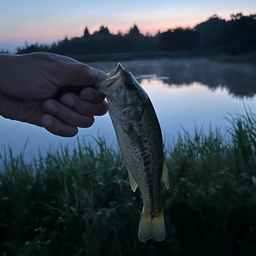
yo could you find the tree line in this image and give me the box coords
[16,13,256,56]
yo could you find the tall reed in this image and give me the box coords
[1,110,256,255]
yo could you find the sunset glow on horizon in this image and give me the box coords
[1,0,255,52]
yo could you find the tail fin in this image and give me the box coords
[138,207,166,243]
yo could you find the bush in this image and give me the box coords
[1,111,256,255]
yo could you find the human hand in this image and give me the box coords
[0,52,108,137]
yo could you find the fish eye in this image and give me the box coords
[125,81,134,90]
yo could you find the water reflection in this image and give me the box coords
[90,58,256,98]
[1,59,256,161]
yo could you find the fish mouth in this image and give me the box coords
[106,63,127,87]
[96,63,125,95]
[106,64,123,87]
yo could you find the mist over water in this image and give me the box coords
[90,58,256,98]
[1,58,256,161]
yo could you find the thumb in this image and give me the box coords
[61,62,107,86]
[48,53,107,87]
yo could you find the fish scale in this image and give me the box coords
[96,63,169,243]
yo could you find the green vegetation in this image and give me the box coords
[0,50,10,54]
[1,110,256,255]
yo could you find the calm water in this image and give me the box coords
[1,58,256,161]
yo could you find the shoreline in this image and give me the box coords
[68,51,256,65]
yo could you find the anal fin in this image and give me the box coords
[128,171,138,192]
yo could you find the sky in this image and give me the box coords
[0,0,255,52]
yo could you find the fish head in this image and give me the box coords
[96,63,148,122]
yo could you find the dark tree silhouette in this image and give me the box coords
[16,13,256,57]
[213,14,256,55]
[195,17,227,48]
[94,26,110,36]
[159,28,199,51]
[83,27,90,37]
[230,13,243,20]
[128,24,141,36]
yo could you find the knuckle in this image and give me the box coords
[80,104,90,116]
[64,116,73,125]
[80,87,95,101]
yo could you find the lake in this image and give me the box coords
[1,58,256,161]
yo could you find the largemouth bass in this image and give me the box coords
[96,64,169,243]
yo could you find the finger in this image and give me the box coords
[43,99,95,127]
[53,57,107,86]
[48,53,82,64]
[60,93,108,116]
[79,87,106,104]
[29,52,80,64]
[41,114,78,137]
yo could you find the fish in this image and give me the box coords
[96,63,169,243]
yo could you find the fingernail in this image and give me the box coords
[42,116,53,128]
[95,69,107,82]
[44,101,56,113]
[61,95,74,107]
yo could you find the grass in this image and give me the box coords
[1,110,256,255]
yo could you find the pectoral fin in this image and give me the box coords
[128,171,138,192]
[161,157,169,189]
